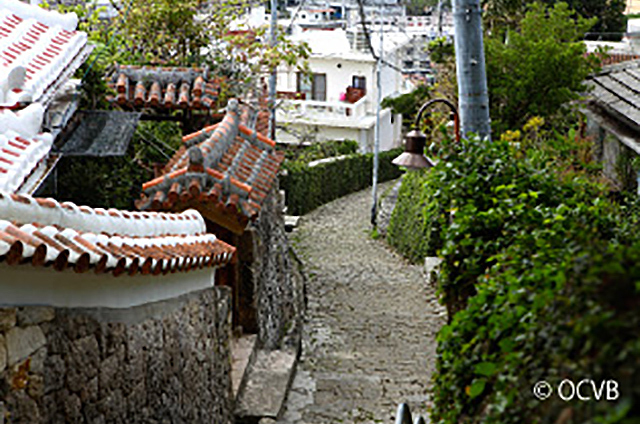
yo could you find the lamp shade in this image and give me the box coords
[391,129,435,170]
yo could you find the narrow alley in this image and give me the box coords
[279,182,446,424]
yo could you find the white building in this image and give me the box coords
[275,27,413,152]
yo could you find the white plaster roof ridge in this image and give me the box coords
[0,191,208,237]
[0,217,235,276]
[0,1,88,107]
[0,104,53,193]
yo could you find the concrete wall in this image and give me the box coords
[277,109,402,153]
[0,287,233,424]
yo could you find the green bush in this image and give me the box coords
[386,169,435,263]
[281,148,403,215]
[49,121,182,209]
[388,132,640,423]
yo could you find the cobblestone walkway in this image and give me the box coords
[279,181,446,424]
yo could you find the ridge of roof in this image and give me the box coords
[0,191,235,276]
[136,99,283,234]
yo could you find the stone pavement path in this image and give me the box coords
[279,181,446,424]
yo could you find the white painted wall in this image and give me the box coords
[279,57,375,105]
[0,264,217,309]
[278,107,401,152]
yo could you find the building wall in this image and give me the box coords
[0,287,233,424]
[278,58,375,105]
[278,109,401,152]
[584,108,639,191]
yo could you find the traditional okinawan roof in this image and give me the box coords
[0,103,53,193]
[0,0,91,108]
[587,61,640,130]
[0,191,235,277]
[136,99,283,234]
[106,65,222,111]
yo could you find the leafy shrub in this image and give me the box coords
[50,121,182,209]
[386,169,436,263]
[388,129,640,422]
[486,2,600,133]
[281,148,403,215]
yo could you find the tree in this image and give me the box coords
[120,0,209,65]
[482,0,626,37]
[485,2,600,133]
[52,0,309,102]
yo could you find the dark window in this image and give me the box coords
[312,73,326,101]
[352,76,366,90]
[298,73,326,101]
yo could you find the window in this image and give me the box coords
[352,76,366,90]
[297,73,326,101]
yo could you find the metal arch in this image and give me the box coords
[414,98,461,143]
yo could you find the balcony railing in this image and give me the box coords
[277,96,368,123]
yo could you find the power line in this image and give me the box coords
[354,0,404,72]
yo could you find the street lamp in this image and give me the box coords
[392,98,460,170]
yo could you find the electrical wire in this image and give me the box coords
[355,0,404,73]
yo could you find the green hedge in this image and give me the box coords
[387,133,640,423]
[281,148,403,216]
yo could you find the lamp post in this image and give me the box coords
[392,98,460,170]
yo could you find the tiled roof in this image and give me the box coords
[0,103,53,193]
[136,99,283,234]
[106,65,222,111]
[600,53,640,66]
[0,1,91,107]
[587,61,640,130]
[0,191,235,276]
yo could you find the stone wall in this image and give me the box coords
[0,287,233,424]
[244,186,304,351]
[584,108,639,191]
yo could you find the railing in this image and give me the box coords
[395,403,426,424]
[277,96,368,123]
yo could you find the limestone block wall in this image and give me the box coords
[244,187,304,351]
[0,287,233,424]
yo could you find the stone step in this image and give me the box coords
[234,349,298,424]
[231,334,258,398]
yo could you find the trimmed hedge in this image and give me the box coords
[281,148,403,216]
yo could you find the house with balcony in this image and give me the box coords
[275,27,412,152]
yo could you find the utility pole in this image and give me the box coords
[268,0,278,140]
[371,5,383,227]
[437,0,443,37]
[452,0,490,139]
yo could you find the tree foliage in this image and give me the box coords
[485,2,600,133]
[120,0,209,65]
[50,0,310,102]
[482,0,626,36]
[53,121,183,209]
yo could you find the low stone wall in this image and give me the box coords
[0,287,233,424]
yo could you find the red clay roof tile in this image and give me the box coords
[0,192,235,276]
[106,65,222,111]
[137,99,282,233]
